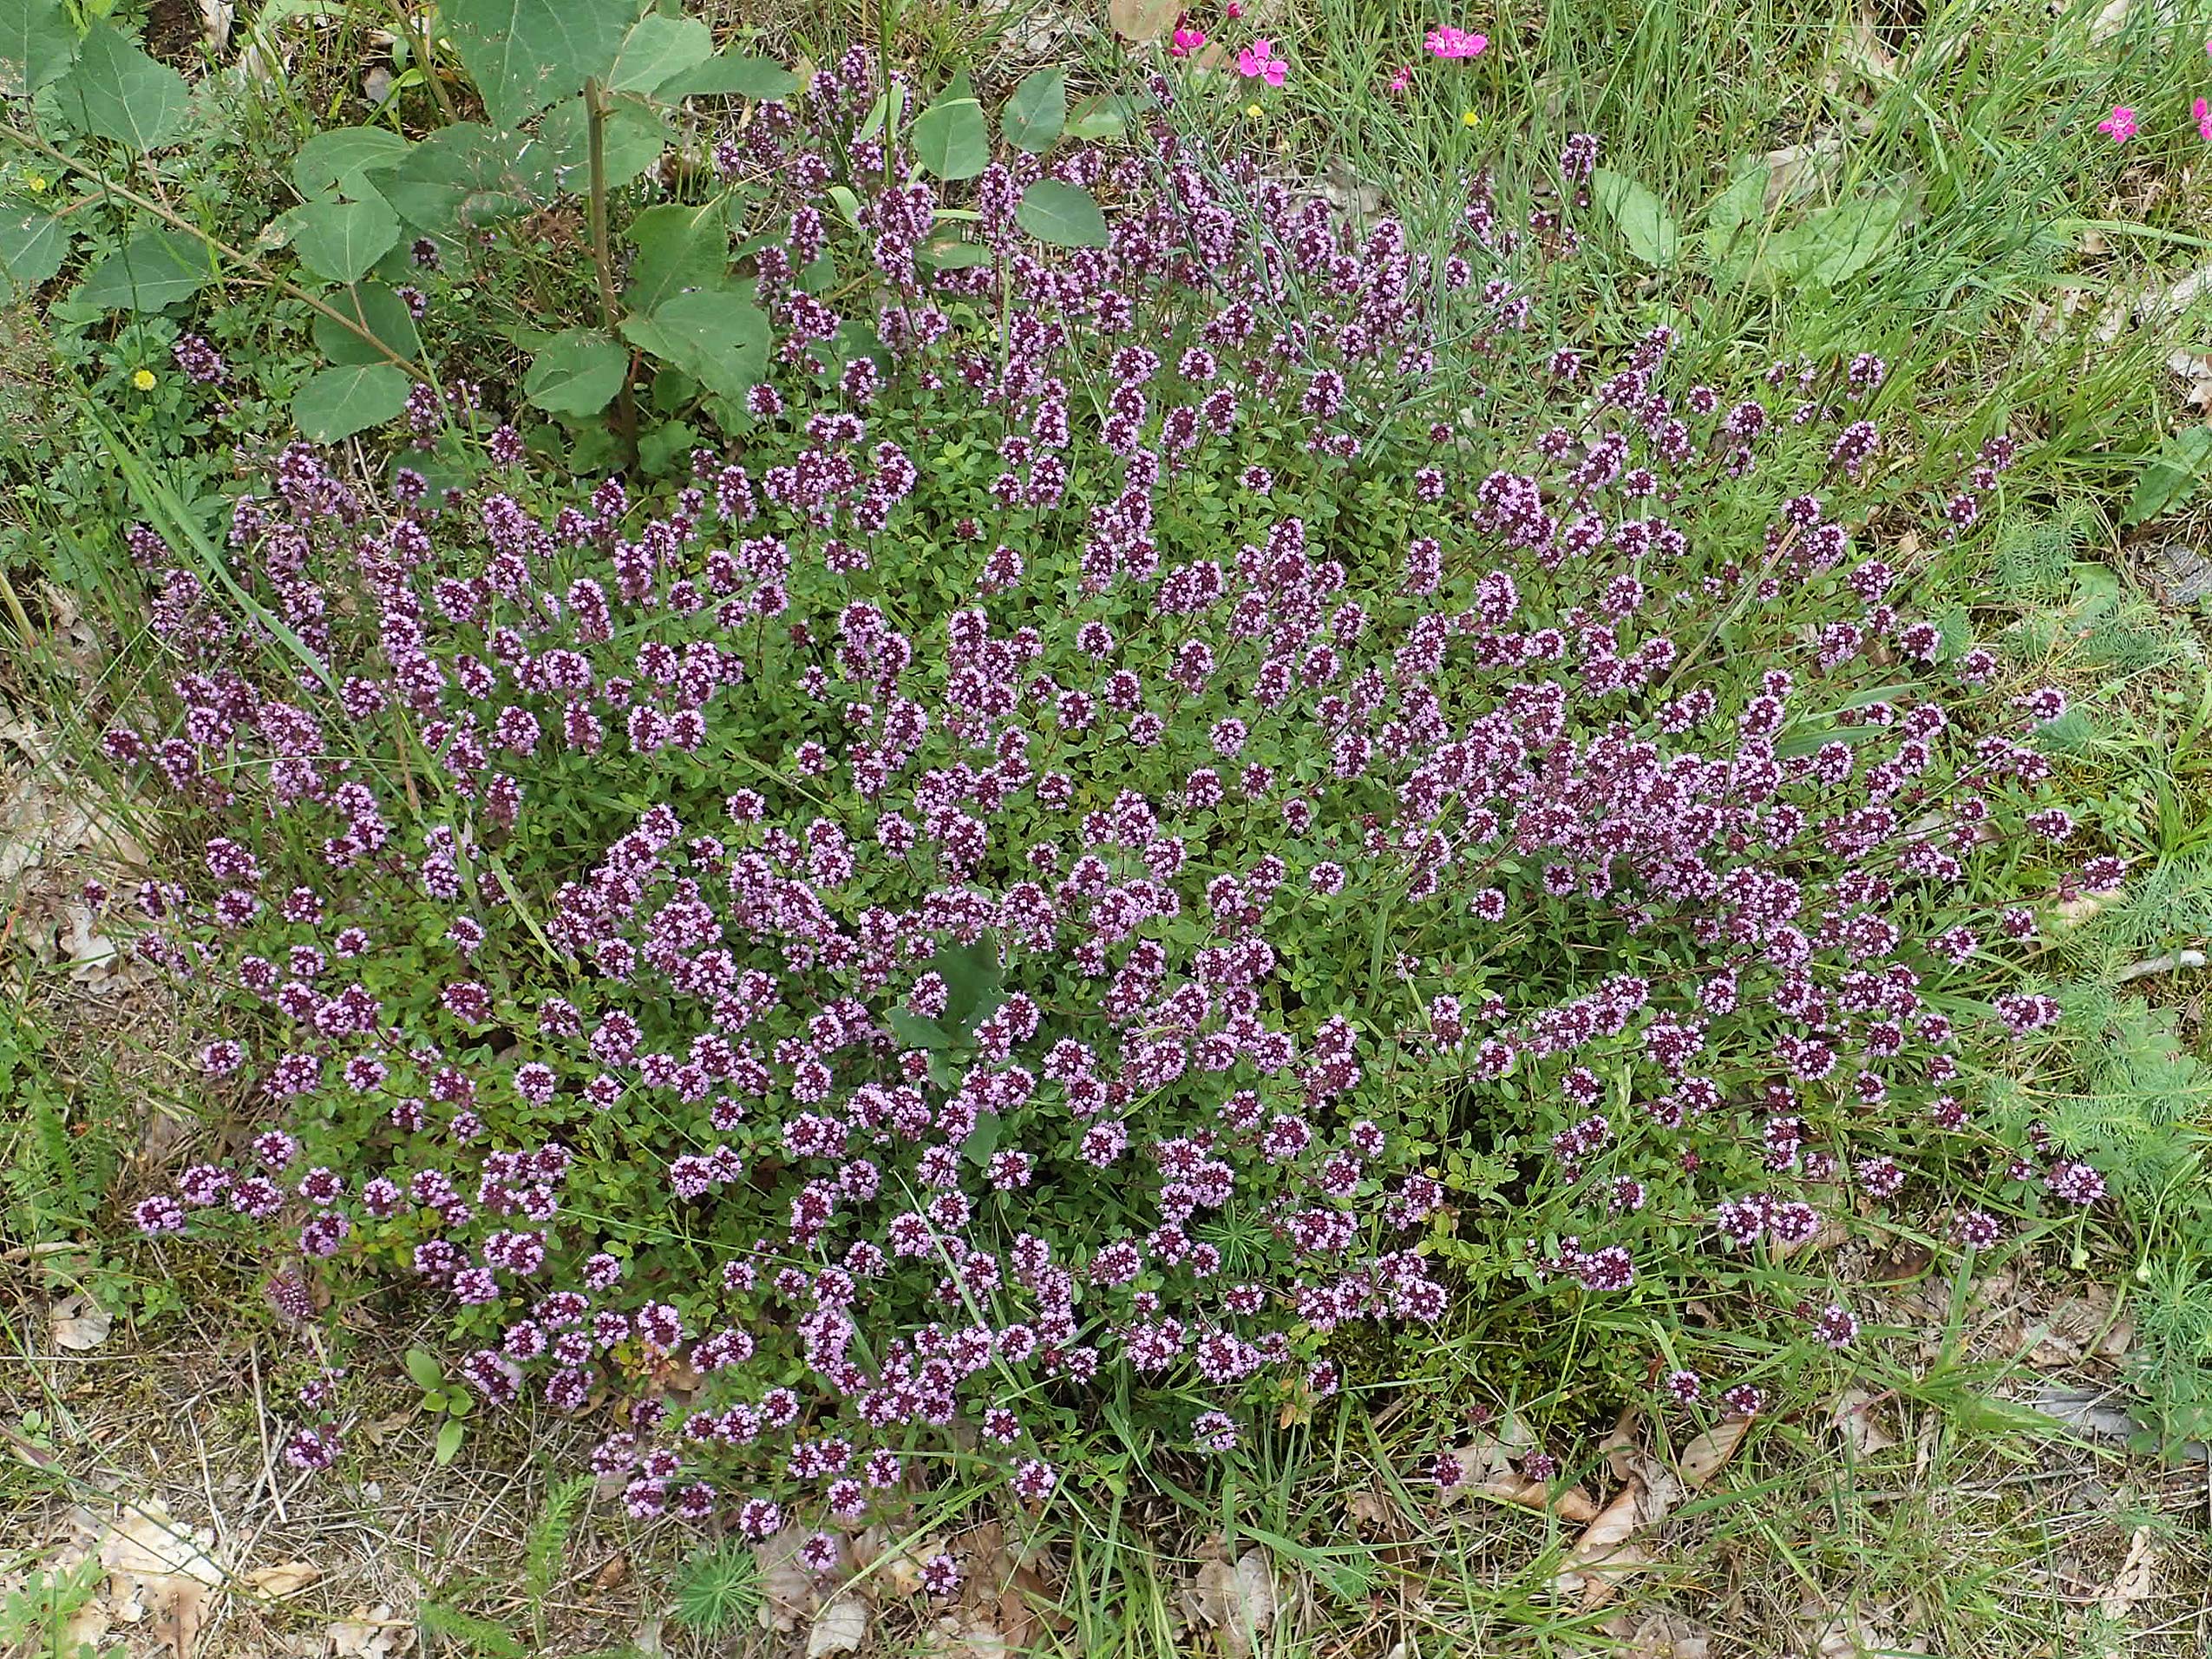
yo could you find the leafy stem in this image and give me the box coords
[0,121,428,378]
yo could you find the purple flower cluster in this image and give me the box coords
[113,74,2112,1526]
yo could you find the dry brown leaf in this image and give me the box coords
[805,1592,869,1656]
[48,1292,114,1352]
[996,1563,1051,1652]
[1835,16,1897,84]
[945,1612,1011,1658]
[98,1505,225,1659]
[1599,1609,1712,1658]
[200,0,235,53]
[1192,1549,1278,1659]
[327,1603,415,1658]
[1344,1489,1397,1533]
[1599,1406,1642,1481]
[755,1526,822,1633]
[245,1559,321,1597]
[2098,1525,2160,1621]
[1482,1471,1599,1521]
[1829,1388,1900,1457]
[1678,1420,1750,1488]
[1108,0,1180,43]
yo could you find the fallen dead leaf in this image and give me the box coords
[805,1591,869,1656]
[200,0,235,54]
[1108,0,1179,42]
[1598,1609,1712,1658]
[756,1527,823,1633]
[1829,1388,1900,1457]
[1678,1420,1750,1488]
[1191,1549,1278,1659]
[48,1292,114,1352]
[2098,1525,2160,1621]
[327,1603,415,1658]
[98,1505,225,1659]
[1344,1489,1397,1534]
[245,1559,322,1598]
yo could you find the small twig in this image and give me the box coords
[583,76,638,462]
[2116,948,2208,982]
[244,1346,289,1526]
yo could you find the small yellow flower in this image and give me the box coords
[26,173,49,193]
[132,368,157,390]
[1245,103,1264,119]
[1461,109,1481,128]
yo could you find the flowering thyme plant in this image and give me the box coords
[105,52,2111,1544]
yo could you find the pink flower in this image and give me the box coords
[1425,24,1489,58]
[2097,104,2137,143]
[1387,62,1413,93]
[1171,25,1206,56]
[1236,36,1286,86]
[2196,95,2211,141]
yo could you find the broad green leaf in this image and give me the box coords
[1591,167,1680,268]
[292,363,409,442]
[282,195,401,285]
[920,237,991,270]
[540,93,668,193]
[637,417,697,475]
[824,184,861,230]
[291,126,409,200]
[932,936,1005,1026]
[384,121,540,233]
[0,0,77,95]
[1065,92,1139,141]
[53,21,189,152]
[886,1009,953,1050]
[402,1348,444,1389]
[312,281,421,365]
[1015,179,1108,248]
[1000,66,1066,153]
[1783,191,1907,286]
[433,1414,466,1465]
[1703,156,1767,281]
[654,50,799,100]
[607,12,710,93]
[622,199,726,311]
[442,0,633,132]
[524,327,628,416]
[0,202,68,285]
[75,226,213,311]
[619,290,769,401]
[2125,427,2212,526]
[911,70,988,180]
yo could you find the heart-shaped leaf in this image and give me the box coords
[0,0,79,95]
[442,0,632,132]
[620,290,769,401]
[1000,67,1067,153]
[312,281,421,365]
[525,328,628,416]
[912,71,989,180]
[1591,167,1681,268]
[0,203,69,285]
[655,51,800,100]
[291,126,409,200]
[607,12,711,93]
[292,363,410,442]
[54,21,189,152]
[283,195,402,285]
[75,226,213,311]
[1015,179,1109,248]
[622,199,728,311]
